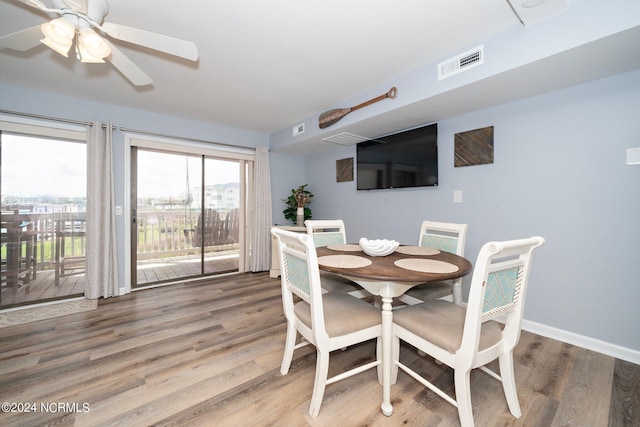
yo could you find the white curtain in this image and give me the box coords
[249,145,273,271]
[85,121,119,299]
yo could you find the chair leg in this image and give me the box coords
[309,349,330,418]
[498,351,522,418]
[454,368,474,427]
[280,322,297,375]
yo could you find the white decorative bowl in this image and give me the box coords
[359,237,399,257]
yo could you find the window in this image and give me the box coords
[1,119,86,308]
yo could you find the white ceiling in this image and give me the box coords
[0,0,522,134]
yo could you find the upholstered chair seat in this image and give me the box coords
[294,292,381,337]
[393,300,502,353]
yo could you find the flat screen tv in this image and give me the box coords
[357,123,438,190]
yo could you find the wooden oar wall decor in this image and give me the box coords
[318,86,397,129]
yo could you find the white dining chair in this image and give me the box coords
[392,236,545,427]
[399,220,468,306]
[305,219,370,298]
[271,227,382,418]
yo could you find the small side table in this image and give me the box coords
[270,225,306,278]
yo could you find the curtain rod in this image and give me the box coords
[0,109,92,127]
[1,109,253,151]
[119,127,254,151]
[0,109,120,129]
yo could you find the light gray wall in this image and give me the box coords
[301,70,640,351]
[268,152,307,225]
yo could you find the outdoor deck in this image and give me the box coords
[136,253,240,286]
[0,253,239,307]
[2,208,241,308]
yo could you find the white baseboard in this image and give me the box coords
[521,319,640,365]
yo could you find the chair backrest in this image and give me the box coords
[193,208,222,247]
[462,236,545,354]
[271,227,328,339]
[305,219,347,248]
[1,210,29,238]
[418,220,468,256]
[225,208,240,242]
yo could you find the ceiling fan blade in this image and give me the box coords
[105,41,153,87]
[102,22,198,61]
[17,0,49,11]
[60,0,87,14]
[17,0,65,14]
[0,25,43,51]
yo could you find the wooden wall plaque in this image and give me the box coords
[336,157,354,182]
[454,126,494,167]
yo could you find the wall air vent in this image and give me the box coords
[292,122,305,136]
[321,132,370,146]
[438,45,484,80]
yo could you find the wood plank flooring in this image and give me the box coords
[0,272,638,426]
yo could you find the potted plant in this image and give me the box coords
[283,184,313,226]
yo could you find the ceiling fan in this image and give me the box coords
[0,0,199,86]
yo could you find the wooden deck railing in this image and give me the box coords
[1,208,240,273]
[136,208,239,260]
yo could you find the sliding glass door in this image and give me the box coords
[1,130,86,308]
[201,157,242,275]
[130,144,246,288]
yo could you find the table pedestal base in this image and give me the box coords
[381,295,394,416]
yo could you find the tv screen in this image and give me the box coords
[357,123,438,190]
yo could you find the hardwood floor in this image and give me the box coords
[0,272,637,426]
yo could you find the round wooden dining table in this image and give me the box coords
[316,243,472,417]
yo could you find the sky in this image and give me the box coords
[137,150,240,198]
[2,134,240,199]
[2,134,86,198]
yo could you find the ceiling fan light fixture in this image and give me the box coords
[40,17,74,57]
[5,0,198,86]
[78,27,111,62]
